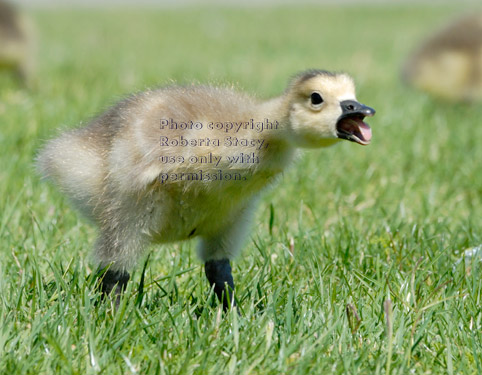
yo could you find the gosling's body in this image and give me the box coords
[39,86,292,266]
[402,13,482,102]
[0,1,32,83]
[38,71,375,308]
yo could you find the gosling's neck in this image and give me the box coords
[250,95,298,174]
[255,95,292,145]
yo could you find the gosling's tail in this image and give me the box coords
[36,129,105,219]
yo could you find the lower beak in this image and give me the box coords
[336,100,376,145]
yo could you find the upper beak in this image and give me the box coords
[339,100,376,118]
[336,100,376,145]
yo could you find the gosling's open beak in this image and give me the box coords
[336,100,376,145]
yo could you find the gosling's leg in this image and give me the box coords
[93,224,146,305]
[198,201,257,310]
[205,258,235,310]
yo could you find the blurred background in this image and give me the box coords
[1,0,482,373]
[2,0,481,276]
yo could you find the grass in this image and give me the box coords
[0,3,481,374]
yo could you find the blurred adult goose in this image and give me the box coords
[402,13,482,102]
[0,1,32,84]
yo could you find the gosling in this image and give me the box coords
[0,0,32,84]
[37,70,375,309]
[402,12,482,102]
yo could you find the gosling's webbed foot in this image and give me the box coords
[98,268,130,307]
[205,258,235,311]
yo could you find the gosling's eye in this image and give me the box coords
[310,92,323,105]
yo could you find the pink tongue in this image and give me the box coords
[357,120,372,142]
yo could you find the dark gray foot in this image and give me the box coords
[98,269,130,305]
[205,259,235,310]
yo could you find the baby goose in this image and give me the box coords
[402,12,482,102]
[37,70,375,309]
[0,0,32,84]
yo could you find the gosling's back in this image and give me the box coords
[37,85,281,224]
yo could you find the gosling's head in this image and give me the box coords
[285,70,375,148]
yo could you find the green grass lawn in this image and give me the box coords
[1,4,481,374]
